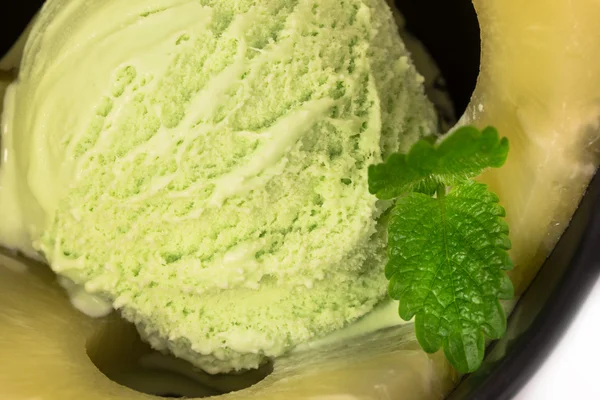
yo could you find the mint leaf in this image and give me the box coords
[368,125,514,374]
[386,182,513,372]
[368,126,508,199]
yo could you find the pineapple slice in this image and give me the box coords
[471,0,600,293]
[1,0,600,399]
[0,254,457,400]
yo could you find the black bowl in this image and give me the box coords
[2,1,600,399]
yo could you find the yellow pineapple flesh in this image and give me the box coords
[472,0,600,293]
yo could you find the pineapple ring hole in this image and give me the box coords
[396,0,481,118]
[86,318,274,398]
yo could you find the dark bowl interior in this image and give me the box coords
[3,1,600,399]
[395,0,480,116]
[0,3,42,58]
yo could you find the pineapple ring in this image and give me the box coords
[472,0,600,294]
[1,0,600,399]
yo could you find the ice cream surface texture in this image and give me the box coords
[0,0,436,373]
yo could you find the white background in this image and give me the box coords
[515,277,600,399]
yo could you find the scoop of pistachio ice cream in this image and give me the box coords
[0,0,436,373]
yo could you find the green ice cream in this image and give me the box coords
[0,0,436,372]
